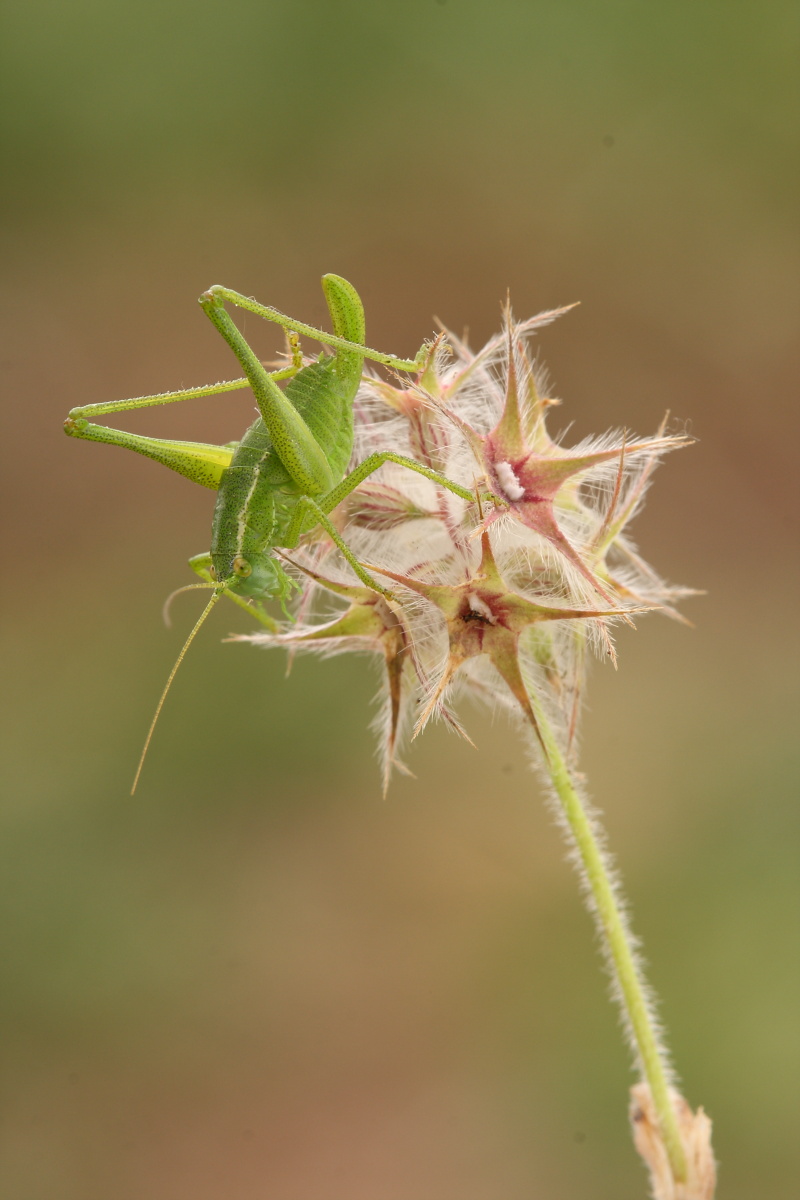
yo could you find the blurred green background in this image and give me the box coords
[1,2,797,1196]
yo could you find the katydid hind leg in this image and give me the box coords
[203,281,428,373]
[64,422,236,489]
[64,354,303,486]
[65,359,301,424]
[200,290,337,496]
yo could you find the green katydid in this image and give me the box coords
[64,274,493,790]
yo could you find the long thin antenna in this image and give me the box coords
[162,580,216,627]
[131,588,225,795]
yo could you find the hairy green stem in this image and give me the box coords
[533,701,688,1183]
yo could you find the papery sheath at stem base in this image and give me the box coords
[630,1083,717,1200]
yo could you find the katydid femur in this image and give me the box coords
[65,274,493,790]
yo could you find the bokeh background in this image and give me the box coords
[1,2,797,1197]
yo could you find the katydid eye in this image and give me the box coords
[232,556,252,577]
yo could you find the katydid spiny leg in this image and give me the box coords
[282,496,397,598]
[283,451,502,548]
[322,451,495,515]
[65,335,303,422]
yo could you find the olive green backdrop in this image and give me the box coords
[1,2,797,1197]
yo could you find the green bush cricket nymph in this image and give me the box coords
[65,275,493,791]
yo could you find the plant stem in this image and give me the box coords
[533,701,688,1184]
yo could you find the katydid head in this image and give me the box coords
[211,550,299,605]
[224,553,280,598]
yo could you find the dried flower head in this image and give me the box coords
[235,302,691,788]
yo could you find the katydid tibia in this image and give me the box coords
[64,274,493,790]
